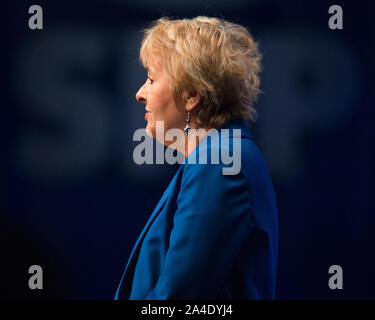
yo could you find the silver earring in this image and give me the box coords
[184,111,191,136]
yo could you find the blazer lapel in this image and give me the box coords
[115,164,184,299]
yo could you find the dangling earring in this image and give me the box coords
[184,111,191,136]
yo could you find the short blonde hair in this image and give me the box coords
[139,16,262,128]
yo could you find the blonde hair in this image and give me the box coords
[139,16,262,128]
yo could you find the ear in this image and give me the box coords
[185,91,201,112]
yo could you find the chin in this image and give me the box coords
[145,124,155,138]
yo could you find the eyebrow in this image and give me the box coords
[145,65,155,76]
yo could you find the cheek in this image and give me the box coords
[151,86,172,111]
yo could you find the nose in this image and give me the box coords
[136,83,146,103]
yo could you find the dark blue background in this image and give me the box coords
[1,0,374,299]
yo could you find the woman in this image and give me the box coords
[115,16,278,300]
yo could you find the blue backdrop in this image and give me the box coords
[1,0,374,299]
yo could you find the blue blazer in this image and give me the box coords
[115,118,278,300]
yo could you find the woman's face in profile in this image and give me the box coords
[136,56,185,141]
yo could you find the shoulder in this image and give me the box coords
[177,161,252,219]
[179,132,272,202]
[182,130,266,179]
[179,149,249,197]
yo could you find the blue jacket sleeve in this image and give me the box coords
[146,163,253,299]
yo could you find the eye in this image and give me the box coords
[147,76,154,84]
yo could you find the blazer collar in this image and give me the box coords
[222,118,254,140]
[182,118,254,165]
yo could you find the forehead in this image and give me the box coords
[145,56,164,74]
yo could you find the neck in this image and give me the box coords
[183,128,209,158]
[163,122,211,159]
